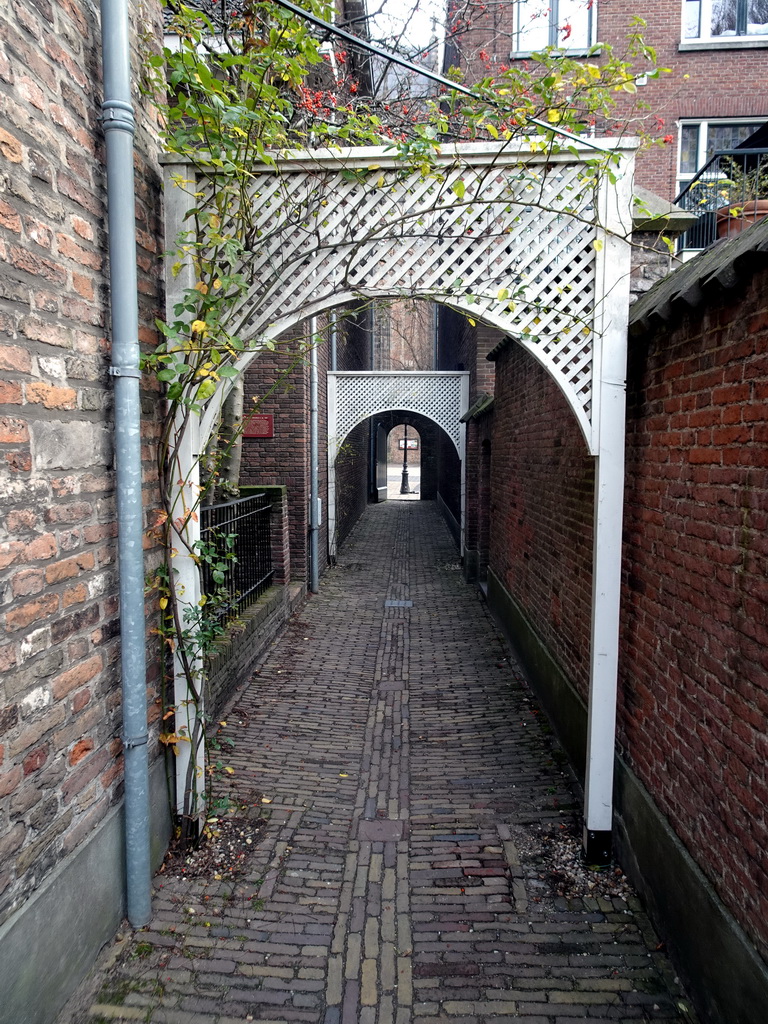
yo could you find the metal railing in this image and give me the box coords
[200,492,273,623]
[675,148,768,252]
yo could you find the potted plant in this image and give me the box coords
[716,155,768,238]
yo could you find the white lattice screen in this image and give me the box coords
[329,372,468,456]
[174,141,634,448]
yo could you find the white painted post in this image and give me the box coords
[459,372,469,558]
[583,150,635,863]
[163,161,207,821]
[327,372,338,560]
[168,414,205,818]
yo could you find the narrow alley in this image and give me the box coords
[60,501,693,1024]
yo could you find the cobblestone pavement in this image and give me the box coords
[60,501,696,1024]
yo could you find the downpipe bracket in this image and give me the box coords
[109,365,142,379]
[123,733,149,750]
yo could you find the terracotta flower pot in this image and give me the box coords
[716,199,768,239]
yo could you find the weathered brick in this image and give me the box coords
[26,381,78,410]
[44,550,94,584]
[0,199,22,232]
[0,345,33,374]
[11,567,45,597]
[24,533,58,561]
[0,416,29,444]
[0,126,23,162]
[0,765,23,798]
[23,744,49,776]
[5,593,59,631]
[68,738,94,766]
[51,654,102,700]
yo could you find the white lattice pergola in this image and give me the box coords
[164,139,636,856]
[327,370,470,556]
[329,371,468,456]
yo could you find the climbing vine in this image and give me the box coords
[142,0,669,846]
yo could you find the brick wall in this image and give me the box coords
[335,420,369,547]
[622,267,768,962]
[333,309,373,546]
[0,0,164,924]
[241,330,311,580]
[485,255,768,966]
[489,342,595,696]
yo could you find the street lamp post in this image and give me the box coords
[400,423,410,494]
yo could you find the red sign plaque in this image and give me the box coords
[243,414,274,438]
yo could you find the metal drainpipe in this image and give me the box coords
[309,317,320,593]
[100,0,151,927]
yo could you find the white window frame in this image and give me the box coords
[681,0,768,48]
[676,117,766,194]
[510,0,597,58]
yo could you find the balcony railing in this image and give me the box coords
[200,492,273,624]
[675,148,768,252]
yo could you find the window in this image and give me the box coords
[683,0,768,44]
[511,0,596,56]
[677,118,764,189]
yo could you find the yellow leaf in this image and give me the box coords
[376,174,386,188]
[547,109,562,124]
[159,596,168,610]
[223,766,234,774]
[467,317,476,327]
[339,772,349,777]
[486,123,499,140]
[191,319,208,335]
[194,282,209,294]
[452,179,466,200]
[497,287,509,301]
[592,238,604,252]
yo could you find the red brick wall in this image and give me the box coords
[489,342,595,695]
[486,264,768,962]
[0,0,164,922]
[622,269,768,962]
[241,331,311,580]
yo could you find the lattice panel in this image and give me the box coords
[190,144,621,433]
[330,373,466,455]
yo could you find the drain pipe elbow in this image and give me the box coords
[100,0,151,927]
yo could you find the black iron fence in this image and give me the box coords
[200,492,273,623]
[675,148,768,252]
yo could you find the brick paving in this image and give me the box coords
[59,501,695,1024]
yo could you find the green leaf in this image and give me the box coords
[452,179,466,200]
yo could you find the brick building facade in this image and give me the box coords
[446,0,768,200]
